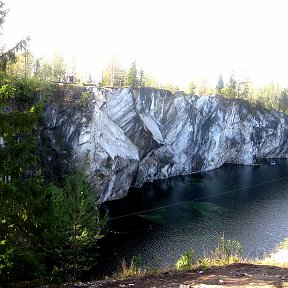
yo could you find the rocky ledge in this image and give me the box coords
[44,86,288,202]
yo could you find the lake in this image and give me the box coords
[98,159,288,275]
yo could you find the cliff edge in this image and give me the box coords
[44,86,288,202]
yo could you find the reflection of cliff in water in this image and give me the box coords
[98,160,288,277]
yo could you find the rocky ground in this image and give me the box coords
[68,249,288,288]
[71,263,288,288]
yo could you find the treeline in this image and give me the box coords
[214,73,288,112]
[8,47,288,113]
[6,50,79,83]
[100,58,288,112]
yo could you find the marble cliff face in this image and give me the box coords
[44,86,288,202]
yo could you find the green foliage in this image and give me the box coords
[201,233,243,267]
[215,73,288,112]
[138,68,145,87]
[0,3,106,284]
[0,74,105,284]
[115,255,143,279]
[78,90,91,107]
[44,169,106,283]
[227,73,237,98]
[186,81,196,95]
[216,74,224,94]
[143,73,159,88]
[0,74,49,282]
[196,77,212,96]
[176,234,243,271]
[52,52,66,82]
[125,61,138,88]
[7,51,34,78]
[212,234,243,265]
[101,55,125,87]
[279,88,288,112]
[176,251,195,270]
[161,82,180,93]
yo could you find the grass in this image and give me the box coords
[113,255,145,279]
[113,235,288,281]
[176,233,243,271]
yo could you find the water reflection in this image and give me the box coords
[98,159,288,276]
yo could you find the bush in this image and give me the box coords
[176,251,195,271]
[212,233,243,265]
[115,255,143,279]
[176,233,243,271]
[44,168,107,283]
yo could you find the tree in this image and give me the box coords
[33,58,53,81]
[227,73,237,98]
[143,73,159,88]
[216,74,224,94]
[0,76,47,281]
[45,168,106,282]
[237,77,251,100]
[257,81,281,109]
[161,82,179,93]
[52,51,66,82]
[0,2,106,283]
[0,1,29,71]
[196,77,211,96]
[101,55,125,87]
[0,11,39,278]
[279,88,288,112]
[125,61,138,88]
[6,50,34,78]
[138,68,145,87]
[186,81,196,95]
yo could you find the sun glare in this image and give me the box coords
[4,0,288,87]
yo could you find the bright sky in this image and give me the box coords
[3,0,288,87]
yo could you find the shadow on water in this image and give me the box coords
[97,159,288,277]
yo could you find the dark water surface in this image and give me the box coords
[98,159,288,275]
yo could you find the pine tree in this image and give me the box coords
[0,2,106,282]
[125,61,138,88]
[46,168,106,282]
[186,81,196,95]
[0,75,47,281]
[139,68,145,87]
[227,73,237,98]
[216,74,224,94]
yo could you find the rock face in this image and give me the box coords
[44,86,288,202]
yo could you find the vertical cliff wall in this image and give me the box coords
[44,86,288,202]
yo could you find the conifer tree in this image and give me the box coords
[125,61,138,88]
[227,73,237,98]
[186,81,196,95]
[139,68,145,87]
[216,74,224,94]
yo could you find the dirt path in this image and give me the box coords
[72,263,288,288]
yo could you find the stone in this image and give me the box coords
[44,86,288,202]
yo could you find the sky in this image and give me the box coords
[3,0,288,88]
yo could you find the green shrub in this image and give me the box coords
[176,234,243,271]
[176,251,195,270]
[115,255,143,279]
[44,169,107,283]
[202,233,243,266]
